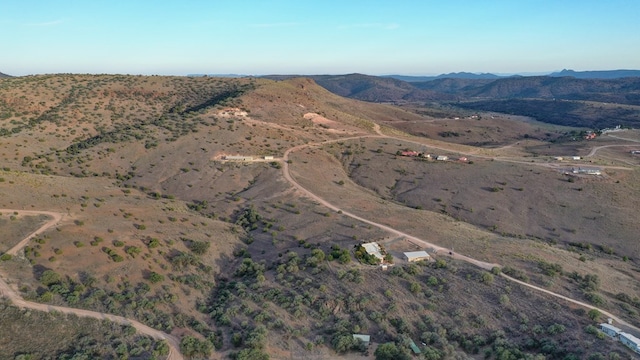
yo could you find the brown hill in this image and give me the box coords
[298,74,640,129]
[265,73,455,103]
[0,74,638,359]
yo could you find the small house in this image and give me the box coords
[600,323,621,338]
[352,334,370,347]
[572,156,581,160]
[404,251,430,262]
[554,156,564,161]
[619,332,640,354]
[264,156,274,160]
[436,155,448,161]
[362,242,384,261]
[224,155,253,161]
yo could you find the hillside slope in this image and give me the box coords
[0,74,638,360]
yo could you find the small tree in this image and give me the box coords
[481,272,494,284]
[189,240,210,255]
[149,272,164,283]
[40,270,61,286]
[375,342,411,360]
[588,309,601,321]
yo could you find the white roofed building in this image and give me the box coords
[404,251,430,262]
[599,323,621,338]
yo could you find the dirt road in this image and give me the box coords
[502,273,640,334]
[584,144,636,158]
[281,130,640,332]
[0,209,183,360]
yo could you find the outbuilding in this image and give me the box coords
[362,242,384,261]
[599,323,621,338]
[619,332,640,354]
[404,251,430,262]
[352,334,371,347]
[224,155,253,161]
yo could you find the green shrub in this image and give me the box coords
[149,272,164,283]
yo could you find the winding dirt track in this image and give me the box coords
[281,128,640,335]
[0,209,183,360]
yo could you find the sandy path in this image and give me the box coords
[0,209,183,360]
[584,144,636,158]
[607,134,640,143]
[502,273,640,334]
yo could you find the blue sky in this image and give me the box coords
[2,0,639,76]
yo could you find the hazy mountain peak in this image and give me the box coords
[550,69,640,79]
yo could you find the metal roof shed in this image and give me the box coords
[404,251,430,262]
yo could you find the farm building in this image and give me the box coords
[224,155,253,161]
[600,323,621,338]
[619,332,640,354]
[404,251,430,262]
[598,323,640,353]
[362,242,384,261]
[572,156,581,160]
[631,150,640,155]
[458,157,468,162]
[571,167,602,175]
[352,334,371,347]
[263,156,274,160]
[436,155,448,161]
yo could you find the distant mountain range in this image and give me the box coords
[0,72,12,78]
[266,73,640,106]
[385,69,640,82]
[548,69,640,79]
[264,72,640,129]
[186,74,246,78]
[383,72,503,82]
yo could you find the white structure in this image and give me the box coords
[572,156,581,160]
[600,323,621,338]
[619,332,640,354]
[362,242,384,261]
[598,323,640,354]
[224,155,253,161]
[404,251,430,262]
[436,155,448,161]
[263,156,274,160]
[572,167,601,175]
[352,334,371,347]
